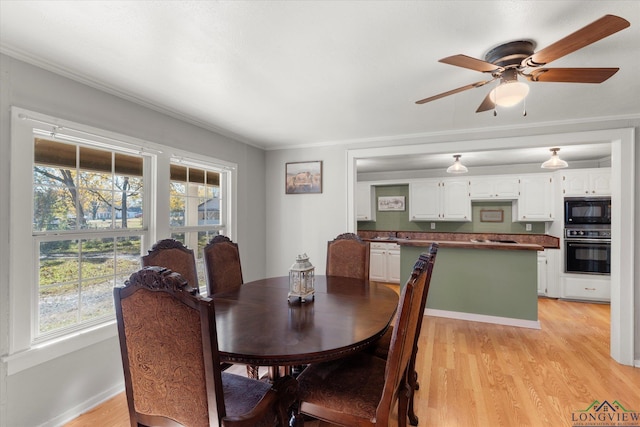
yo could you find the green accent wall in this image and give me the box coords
[401,246,538,321]
[358,184,545,234]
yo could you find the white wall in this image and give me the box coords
[0,54,267,427]
[265,146,348,277]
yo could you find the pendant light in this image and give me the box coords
[446,154,468,174]
[541,148,568,169]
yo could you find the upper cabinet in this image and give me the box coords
[514,173,555,221]
[409,178,471,221]
[469,176,519,200]
[561,168,611,196]
[356,182,376,221]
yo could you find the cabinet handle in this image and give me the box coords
[585,287,597,291]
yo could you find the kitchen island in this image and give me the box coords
[399,239,542,328]
[359,231,554,329]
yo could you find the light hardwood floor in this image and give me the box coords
[65,298,640,427]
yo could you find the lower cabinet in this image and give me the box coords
[561,275,610,302]
[537,252,547,296]
[369,242,400,284]
[538,249,560,297]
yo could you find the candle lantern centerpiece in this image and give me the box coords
[288,253,315,303]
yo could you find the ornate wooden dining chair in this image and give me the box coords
[203,235,244,296]
[326,232,370,280]
[203,235,260,378]
[114,266,297,427]
[293,250,436,427]
[141,238,200,292]
[370,243,438,425]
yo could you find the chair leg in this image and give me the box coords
[408,369,419,426]
[398,383,410,427]
[271,376,299,427]
[407,346,420,425]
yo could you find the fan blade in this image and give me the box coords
[476,92,495,113]
[526,67,619,83]
[523,15,630,67]
[415,79,495,104]
[439,55,502,73]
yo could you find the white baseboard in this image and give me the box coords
[38,383,124,427]
[425,308,541,330]
[634,359,640,368]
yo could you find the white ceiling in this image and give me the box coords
[1,1,638,171]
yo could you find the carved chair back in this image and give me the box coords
[203,235,244,296]
[141,238,199,291]
[326,232,370,280]
[376,249,437,423]
[115,266,297,427]
[295,251,436,426]
[114,266,224,426]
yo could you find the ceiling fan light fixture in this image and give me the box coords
[541,147,568,169]
[446,154,468,174]
[489,81,530,107]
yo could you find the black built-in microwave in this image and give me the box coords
[564,197,611,225]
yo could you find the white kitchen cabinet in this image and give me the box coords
[561,168,611,196]
[469,176,519,200]
[562,275,610,302]
[536,249,560,296]
[409,178,471,221]
[356,182,376,221]
[369,242,400,283]
[537,252,547,295]
[409,180,440,220]
[544,249,560,298]
[442,179,472,220]
[514,173,555,221]
[369,246,387,280]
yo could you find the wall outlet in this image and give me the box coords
[430,222,436,230]
[526,223,532,231]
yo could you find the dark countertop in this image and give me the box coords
[396,239,543,251]
[358,230,559,251]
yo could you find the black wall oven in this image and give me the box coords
[564,197,611,225]
[564,196,612,275]
[564,229,611,275]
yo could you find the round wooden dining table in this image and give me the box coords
[212,275,399,379]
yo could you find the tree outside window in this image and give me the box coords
[33,138,145,337]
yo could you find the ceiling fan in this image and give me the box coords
[415,14,630,113]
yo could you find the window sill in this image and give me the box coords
[2,321,118,375]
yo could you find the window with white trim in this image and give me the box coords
[33,137,147,341]
[8,108,236,364]
[168,162,227,293]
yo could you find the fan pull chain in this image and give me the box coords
[523,96,527,117]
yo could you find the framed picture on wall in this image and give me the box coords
[285,161,322,194]
[480,209,504,222]
[378,196,405,211]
